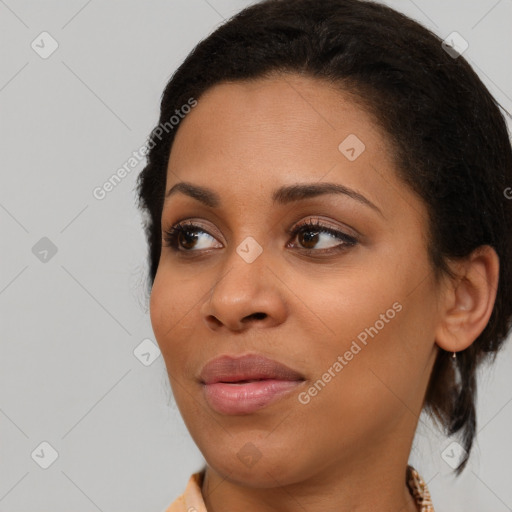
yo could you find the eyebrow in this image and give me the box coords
[164,181,383,216]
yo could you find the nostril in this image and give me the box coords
[247,312,267,321]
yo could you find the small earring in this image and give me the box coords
[452,351,457,359]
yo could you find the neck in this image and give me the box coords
[201,449,419,512]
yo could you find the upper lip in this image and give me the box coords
[200,353,305,384]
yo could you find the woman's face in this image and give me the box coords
[150,73,442,486]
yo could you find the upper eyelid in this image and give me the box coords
[164,218,349,234]
[163,219,358,243]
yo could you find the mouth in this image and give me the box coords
[200,353,305,384]
[225,379,267,383]
[199,353,305,415]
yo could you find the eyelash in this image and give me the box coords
[162,218,358,256]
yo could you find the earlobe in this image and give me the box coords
[435,245,499,353]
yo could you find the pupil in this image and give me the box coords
[301,230,319,249]
[181,230,198,249]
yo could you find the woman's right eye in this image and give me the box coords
[163,222,221,252]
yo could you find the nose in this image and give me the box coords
[200,245,288,332]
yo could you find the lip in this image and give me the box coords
[200,353,305,415]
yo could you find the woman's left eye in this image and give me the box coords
[287,219,358,253]
[162,218,358,255]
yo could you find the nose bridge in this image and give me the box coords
[211,235,269,305]
[217,192,273,277]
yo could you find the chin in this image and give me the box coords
[201,438,312,488]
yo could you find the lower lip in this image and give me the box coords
[203,379,304,415]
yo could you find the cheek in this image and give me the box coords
[294,320,418,457]
[150,265,193,339]
[149,269,206,382]
[149,272,188,363]
[300,265,436,424]
[149,276,167,347]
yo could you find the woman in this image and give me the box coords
[136,0,512,510]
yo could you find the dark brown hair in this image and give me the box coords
[136,0,512,474]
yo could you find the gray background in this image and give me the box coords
[1,0,511,510]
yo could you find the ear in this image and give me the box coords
[435,245,499,353]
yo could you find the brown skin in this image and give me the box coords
[149,73,499,512]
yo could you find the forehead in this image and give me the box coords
[165,73,416,219]
[170,73,390,163]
